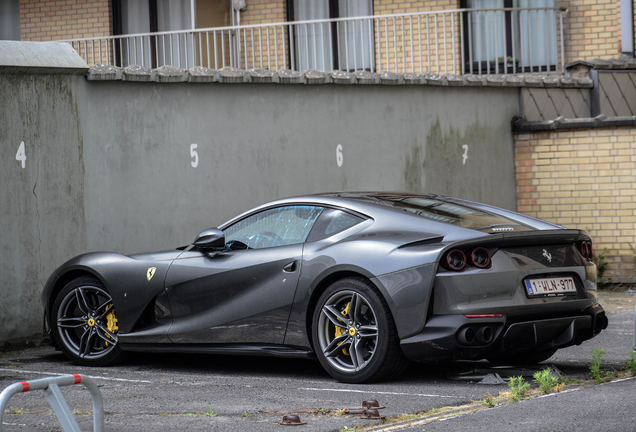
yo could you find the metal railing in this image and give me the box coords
[0,374,104,432]
[58,7,566,75]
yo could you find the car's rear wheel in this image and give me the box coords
[51,276,124,366]
[312,278,408,383]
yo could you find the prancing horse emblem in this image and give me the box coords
[542,249,552,263]
[147,267,157,281]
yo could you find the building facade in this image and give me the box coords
[2,0,636,284]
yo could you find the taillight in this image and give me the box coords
[468,247,492,268]
[578,241,593,261]
[441,249,466,271]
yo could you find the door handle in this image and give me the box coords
[283,261,297,273]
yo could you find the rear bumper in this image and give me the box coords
[400,303,607,362]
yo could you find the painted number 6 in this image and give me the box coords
[336,144,343,167]
[190,143,199,168]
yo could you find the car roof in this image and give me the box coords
[219,192,562,233]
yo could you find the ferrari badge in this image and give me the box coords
[147,267,156,281]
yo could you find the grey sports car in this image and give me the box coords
[42,192,607,383]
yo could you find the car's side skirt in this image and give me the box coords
[119,343,317,359]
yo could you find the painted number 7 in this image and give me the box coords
[16,141,26,169]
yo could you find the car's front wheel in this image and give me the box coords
[51,276,124,366]
[312,278,408,383]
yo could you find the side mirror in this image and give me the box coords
[193,228,225,250]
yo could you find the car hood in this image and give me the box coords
[127,249,185,262]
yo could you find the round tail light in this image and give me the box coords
[579,241,593,261]
[442,249,466,271]
[468,247,491,268]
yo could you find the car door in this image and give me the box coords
[163,205,323,345]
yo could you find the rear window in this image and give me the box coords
[371,195,533,233]
[306,208,365,242]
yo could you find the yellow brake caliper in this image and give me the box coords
[334,302,351,356]
[104,304,119,347]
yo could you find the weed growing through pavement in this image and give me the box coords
[203,405,217,417]
[593,248,611,286]
[508,376,529,402]
[8,407,25,414]
[629,244,636,274]
[590,348,607,382]
[312,408,330,415]
[559,375,581,385]
[624,350,636,376]
[481,392,497,408]
[533,368,559,395]
[390,412,426,422]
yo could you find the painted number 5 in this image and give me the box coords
[336,144,343,167]
[16,141,26,169]
[190,143,199,168]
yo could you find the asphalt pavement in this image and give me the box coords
[0,290,634,431]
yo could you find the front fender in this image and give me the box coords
[42,251,179,334]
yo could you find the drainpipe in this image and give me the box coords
[233,0,246,68]
[621,0,634,57]
[191,0,196,68]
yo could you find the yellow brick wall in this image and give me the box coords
[239,0,287,70]
[241,0,286,25]
[20,0,112,41]
[515,128,636,284]
[374,0,459,74]
[557,0,622,63]
[373,0,460,74]
[20,0,112,65]
[374,0,457,14]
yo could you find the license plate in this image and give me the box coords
[525,276,576,296]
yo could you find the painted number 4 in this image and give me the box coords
[16,141,26,169]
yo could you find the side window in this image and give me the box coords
[224,206,323,250]
[306,208,365,242]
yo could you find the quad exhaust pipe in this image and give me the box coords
[476,326,494,344]
[457,325,495,346]
[457,327,475,345]
[595,315,608,332]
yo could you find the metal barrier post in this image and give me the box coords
[633,302,636,350]
[0,374,103,432]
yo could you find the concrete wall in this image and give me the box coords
[0,74,519,342]
[1,74,88,343]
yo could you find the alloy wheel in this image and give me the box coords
[316,290,379,373]
[55,285,119,361]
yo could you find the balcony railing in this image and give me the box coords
[59,7,567,75]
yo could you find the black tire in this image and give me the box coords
[311,277,409,383]
[487,348,557,366]
[51,276,124,366]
